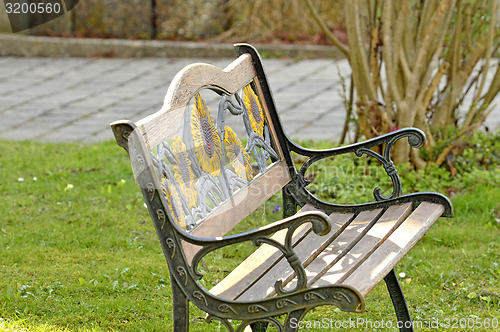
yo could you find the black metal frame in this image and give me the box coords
[111,43,453,332]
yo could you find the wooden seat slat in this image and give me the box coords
[210,204,355,300]
[340,202,445,296]
[213,203,424,302]
[235,209,381,301]
[295,203,413,290]
[209,210,312,300]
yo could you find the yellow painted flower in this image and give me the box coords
[224,127,253,181]
[161,178,187,230]
[191,93,222,176]
[244,85,265,136]
[171,135,198,208]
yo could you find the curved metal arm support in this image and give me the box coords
[253,210,329,296]
[293,128,426,201]
[354,147,402,201]
[253,236,307,296]
[185,211,330,280]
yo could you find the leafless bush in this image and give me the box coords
[306,0,500,166]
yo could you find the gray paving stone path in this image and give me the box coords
[0,56,498,143]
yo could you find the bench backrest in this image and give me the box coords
[112,44,294,260]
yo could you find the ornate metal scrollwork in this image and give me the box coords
[176,266,187,286]
[304,291,326,301]
[355,146,402,200]
[354,128,425,201]
[253,236,307,296]
[165,238,175,258]
[186,211,330,298]
[276,298,298,309]
[295,128,427,202]
[193,290,208,306]
[332,290,352,304]
[146,182,155,201]
[247,304,268,314]
[156,209,166,229]
[218,304,237,314]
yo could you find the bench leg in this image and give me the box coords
[171,276,189,332]
[384,268,414,332]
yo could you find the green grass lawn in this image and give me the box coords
[0,139,498,331]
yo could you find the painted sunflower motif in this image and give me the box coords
[191,93,222,177]
[161,178,187,230]
[171,135,198,208]
[244,85,265,136]
[224,127,253,181]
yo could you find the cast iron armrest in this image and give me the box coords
[176,210,330,295]
[295,191,453,218]
[287,127,426,201]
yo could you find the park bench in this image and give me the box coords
[111,44,453,332]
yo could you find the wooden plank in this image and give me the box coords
[209,204,319,300]
[341,202,444,296]
[213,210,355,301]
[136,54,256,149]
[307,203,413,289]
[236,209,378,301]
[183,160,291,262]
[280,207,388,294]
